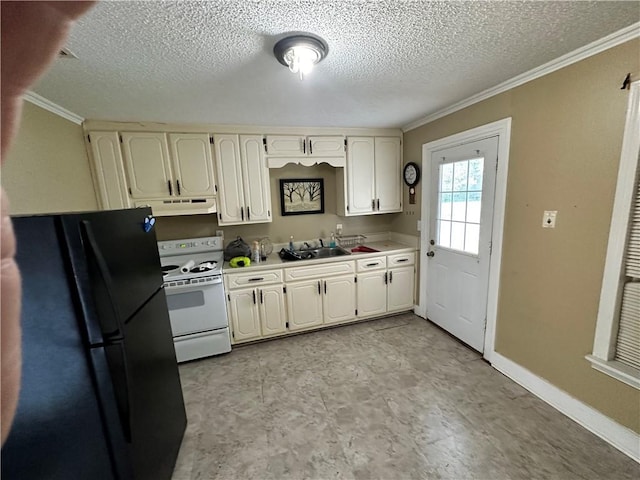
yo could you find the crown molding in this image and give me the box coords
[23,91,84,125]
[403,22,640,132]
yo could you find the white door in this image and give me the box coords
[228,288,261,342]
[323,274,356,325]
[168,133,216,197]
[287,280,323,331]
[387,266,415,313]
[259,285,287,336]
[239,135,271,223]
[346,137,375,214]
[357,271,387,318]
[213,134,245,224]
[426,136,498,352]
[374,137,402,213]
[121,132,173,199]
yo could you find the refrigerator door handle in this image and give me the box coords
[107,339,133,443]
[80,220,125,342]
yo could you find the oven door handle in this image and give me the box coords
[164,277,222,292]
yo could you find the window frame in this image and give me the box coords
[586,80,640,390]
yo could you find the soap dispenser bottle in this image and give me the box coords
[289,236,295,251]
[329,232,336,248]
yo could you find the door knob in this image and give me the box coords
[426,251,435,257]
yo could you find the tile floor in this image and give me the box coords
[172,314,639,480]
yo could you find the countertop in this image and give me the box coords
[222,240,416,273]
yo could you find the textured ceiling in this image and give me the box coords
[33,1,639,128]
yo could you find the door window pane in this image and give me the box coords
[439,193,452,220]
[451,222,465,250]
[436,157,485,255]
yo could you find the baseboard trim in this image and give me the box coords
[491,352,640,463]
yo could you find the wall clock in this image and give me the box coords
[403,162,420,204]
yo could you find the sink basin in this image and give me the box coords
[280,246,351,261]
[302,246,352,259]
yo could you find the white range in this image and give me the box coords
[158,236,231,362]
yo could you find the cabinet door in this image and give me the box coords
[265,135,305,156]
[346,137,375,215]
[374,137,402,213]
[259,285,287,336]
[357,271,387,318]
[287,280,323,331]
[213,134,245,225]
[228,288,261,342]
[323,274,356,325]
[168,133,216,197]
[121,132,173,199]
[239,135,272,223]
[308,136,345,157]
[88,131,131,210]
[387,266,415,313]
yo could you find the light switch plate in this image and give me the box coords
[542,211,557,228]
[417,220,422,231]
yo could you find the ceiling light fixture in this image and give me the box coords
[273,34,328,80]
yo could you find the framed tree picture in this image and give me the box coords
[279,178,325,216]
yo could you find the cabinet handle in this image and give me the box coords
[260,290,263,304]
[309,139,313,155]
[396,258,409,263]
[384,272,388,284]
[377,199,380,210]
[253,290,256,304]
[302,138,306,154]
[167,180,173,196]
[317,281,321,295]
[389,271,393,283]
[176,179,181,196]
[324,281,327,294]
[247,206,250,221]
[248,277,264,282]
[241,208,244,221]
[366,262,378,267]
[372,199,375,210]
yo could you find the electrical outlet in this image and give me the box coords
[417,220,422,231]
[216,230,224,237]
[336,223,343,234]
[542,211,557,228]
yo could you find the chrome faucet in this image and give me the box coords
[303,242,312,250]
[318,238,324,248]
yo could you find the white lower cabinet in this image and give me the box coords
[287,280,324,331]
[323,275,357,325]
[356,270,388,317]
[387,266,415,312]
[259,285,287,336]
[228,288,261,342]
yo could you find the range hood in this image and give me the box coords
[133,198,217,217]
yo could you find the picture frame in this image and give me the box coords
[279,178,325,216]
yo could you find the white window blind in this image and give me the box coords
[615,173,640,370]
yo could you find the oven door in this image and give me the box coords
[163,276,228,337]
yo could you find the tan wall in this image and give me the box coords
[400,39,640,432]
[156,163,399,244]
[1,102,98,215]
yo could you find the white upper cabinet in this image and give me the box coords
[213,134,272,226]
[374,137,402,213]
[88,131,131,210]
[344,136,402,215]
[121,132,216,201]
[168,133,216,197]
[265,135,345,158]
[121,132,173,199]
[346,137,376,215]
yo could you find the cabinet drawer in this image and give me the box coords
[387,252,415,267]
[285,261,355,282]
[356,256,387,272]
[225,269,283,289]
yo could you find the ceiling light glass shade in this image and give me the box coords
[274,35,328,80]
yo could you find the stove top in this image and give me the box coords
[158,236,224,281]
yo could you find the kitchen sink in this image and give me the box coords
[279,246,351,261]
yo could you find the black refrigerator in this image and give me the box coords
[2,208,187,480]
